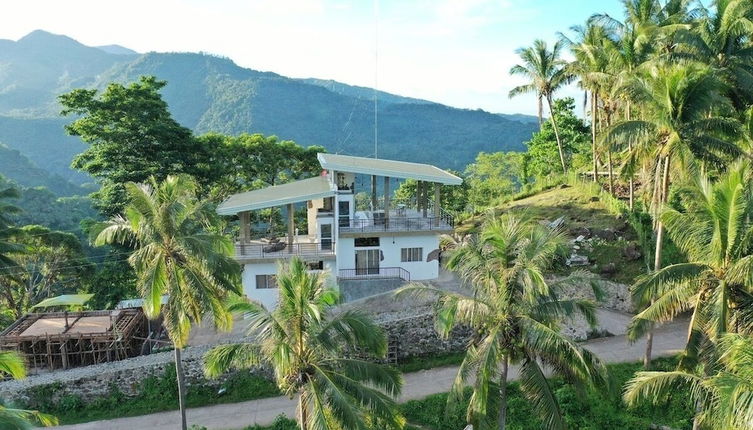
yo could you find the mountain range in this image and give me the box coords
[0,30,538,196]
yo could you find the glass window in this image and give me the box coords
[354,237,380,247]
[255,274,277,289]
[401,247,423,262]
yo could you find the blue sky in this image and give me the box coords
[1,0,626,115]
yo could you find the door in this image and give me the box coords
[338,201,350,227]
[320,224,332,250]
[355,249,380,275]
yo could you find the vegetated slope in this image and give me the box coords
[0,143,84,196]
[0,116,89,185]
[101,52,537,170]
[0,30,135,117]
[462,184,646,284]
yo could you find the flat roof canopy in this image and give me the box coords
[217,176,335,215]
[317,153,462,185]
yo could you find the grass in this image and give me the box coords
[395,352,465,373]
[401,357,694,430]
[19,365,280,425]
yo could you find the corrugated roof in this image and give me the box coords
[216,176,335,215]
[317,153,462,185]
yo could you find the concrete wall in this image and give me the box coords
[242,261,337,309]
[336,234,439,280]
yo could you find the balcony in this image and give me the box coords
[337,267,411,282]
[234,237,335,261]
[339,208,454,234]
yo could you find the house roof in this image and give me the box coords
[317,153,462,185]
[216,176,335,215]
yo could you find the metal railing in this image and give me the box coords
[234,241,335,259]
[337,267,411,282]
[339,214,454,233]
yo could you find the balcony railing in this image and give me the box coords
[235,241,335,259]
[339,212,454,234]
[337,267,411,282]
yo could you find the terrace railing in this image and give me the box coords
[339,212,454,234]
[337,267,410,282]
[234,241,335,259]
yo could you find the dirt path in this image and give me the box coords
[57,318,688,430]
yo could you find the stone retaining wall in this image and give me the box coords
[0,312,467,405]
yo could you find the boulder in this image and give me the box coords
[566,253,589,266]
[593,228,617,241]
[600,262,617,276]
[623,243,642,261]
[570,227,592,238]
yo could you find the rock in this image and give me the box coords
[600,263,617,276]
[549,216,565,229]
[566,253,589,266]
[623,243,642,261]
[593,228,617,241]
[570,227,591,238]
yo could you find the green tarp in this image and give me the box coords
[31,294,94,309]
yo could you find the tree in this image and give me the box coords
[0,351,57,429]
[204,257,403,430]
[605,62,741,365]
[463,153,520,210]
[398,214,608,430]
[201,133,325,202]
[625,333,753,429]
[0,184,23,274]
[628,162,753,367]
[93,175,240,430]
[509,39,571,173]
[393,174,470,214]
[0,225,91,320]
[525,98,591,179]
[60,76,217,216]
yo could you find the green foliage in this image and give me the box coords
[464,152,523,210]
[18,365,279,425]
[0,143,83,196]
[403,358,692,430]
[395,352,465,373]
[392,174,469,214]
[59,76,218,216]
[525,98,591,178]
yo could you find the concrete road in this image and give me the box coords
[57,318,687,430]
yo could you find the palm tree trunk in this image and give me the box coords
[498,356,509,430]
[626,101,634,210]
[591,92,598,183]
[607,149,614,195]
[174,347,188,430]
[546,95,567,174]
[645,155,671,369]
[537,96,543,128]
[299,394,309,430]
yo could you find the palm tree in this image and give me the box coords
[680,0,753,111]
[628,162,753,367]
[94,174,240,430]
[604,62,741,365]
[398,214,608,430]
[509,39,571,173]
[203,257,403,430]
[0,351,57,429]
[625,333,753,429]
[561,22,614,184]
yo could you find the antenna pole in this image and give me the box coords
[374,0,379,159]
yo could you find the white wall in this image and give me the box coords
[335,234,439,281]
[242,260,337,310]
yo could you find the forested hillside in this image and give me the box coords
[0,30,537,189]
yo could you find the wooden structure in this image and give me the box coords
[0,309,149,371]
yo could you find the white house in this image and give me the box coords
[216,153,462,309]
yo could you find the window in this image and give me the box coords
[307,261,324,270]
[255,274,277,289]
[354,237,380,247]
[401,247,423,262]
